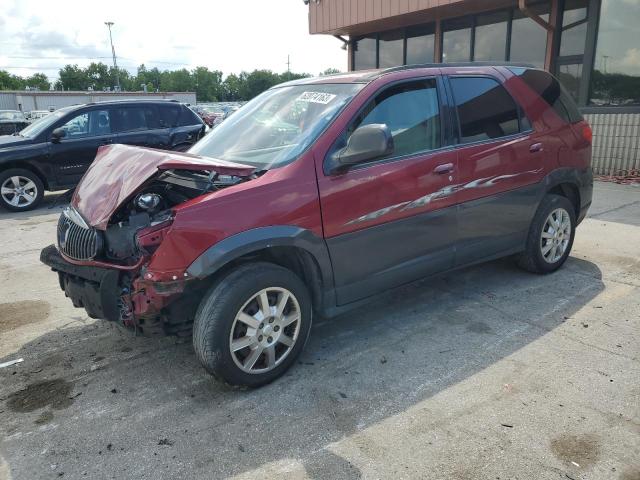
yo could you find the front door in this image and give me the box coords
[317,78,458,305]
[48,108,113,186]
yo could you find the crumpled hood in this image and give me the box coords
[72,144,255,230]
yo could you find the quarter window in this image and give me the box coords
[348,79,441,159]
[451,77,520,143]
[509,68,583,123]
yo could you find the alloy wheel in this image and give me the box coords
[1,175,38,208]
[229,287,301,374]
[540,207,571,264]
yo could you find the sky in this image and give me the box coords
[0,0,347,81]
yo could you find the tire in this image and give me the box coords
[193,262,312,387]
[0,168,45,212]
[517,194,576,274]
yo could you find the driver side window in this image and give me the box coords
[348,79,442,159]
[60,110,111,138]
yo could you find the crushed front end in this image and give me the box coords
[40,144,255,336]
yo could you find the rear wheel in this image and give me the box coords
[0,168,44,212]
[517,194,576,274]
[193,262,312,387]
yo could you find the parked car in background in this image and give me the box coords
[41,64,592,387]
[0,110,29,136]
[200,105,225,127]
[0,99,205,211]
[28,110,52,122]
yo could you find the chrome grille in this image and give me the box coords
[57,210,100,260]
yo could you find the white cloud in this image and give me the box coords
[0,0,347,80]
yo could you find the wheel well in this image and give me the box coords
[1,162,50,190]
[548,183,580,217]
[204,246,325,312]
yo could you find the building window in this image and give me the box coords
[450,77,520,143]
[379,31,404,68]
[558,63,583,102]
[474,11,509,61]
[406,25,435,64]
[353,36,377,70]
[559,0,588,57]
[510,3,549,68]
[590,0,640,106]
[442,18,472,62]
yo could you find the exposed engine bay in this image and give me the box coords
[104,169,253,262]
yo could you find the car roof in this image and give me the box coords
[62,99,182,110]
[277,62,537,87]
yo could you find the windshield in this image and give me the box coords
[189,83,364,169]
[20,106,74,138]
[0,111,25,121]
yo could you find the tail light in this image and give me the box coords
[136,219,172,255]
[582,124,593,144]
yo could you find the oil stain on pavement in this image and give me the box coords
[6,379,75,413]
[550,433,601,469]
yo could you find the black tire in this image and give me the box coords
[517,194,576,274]
[193,262,312,387]
[0,168,45,212]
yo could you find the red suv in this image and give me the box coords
[41,64,593,387]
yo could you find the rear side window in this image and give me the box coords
[348,79,441,158]
[450,77,521,143]
[178,106,201,126]
[508,68,583,123]
[112,107,155,132]
[158,105,180,128]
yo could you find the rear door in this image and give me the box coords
[446,73,547,266]
[48,107,114,186]
[317,77,458,305]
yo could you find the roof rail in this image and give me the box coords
[378,61,537,75]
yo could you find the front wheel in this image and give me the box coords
[517,194,576,274]
[0,168,45,212]
[193,262,312,387]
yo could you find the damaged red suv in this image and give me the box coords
[41,64,592,386]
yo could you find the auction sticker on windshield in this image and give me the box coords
[296,92,337,104]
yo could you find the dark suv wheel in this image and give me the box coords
[0,168,44,212]
[193,262,312,387]
[517,194,576,274]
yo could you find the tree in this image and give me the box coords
[56,64,88,90]
[320,68,341,76]
[0,70,25,90]
[192,67,223,102]
[25,73,50,90]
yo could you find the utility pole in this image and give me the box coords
[104,21,121,91]
[286,55,291,80]
[602,55,610,74]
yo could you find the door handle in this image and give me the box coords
[434,163,454,174]
[529,142,543,153]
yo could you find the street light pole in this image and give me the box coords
[104,21,121,91]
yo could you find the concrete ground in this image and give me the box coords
[0,182,638,480]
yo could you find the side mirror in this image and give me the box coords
[330,124,394,173]
[51,127,66,142]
